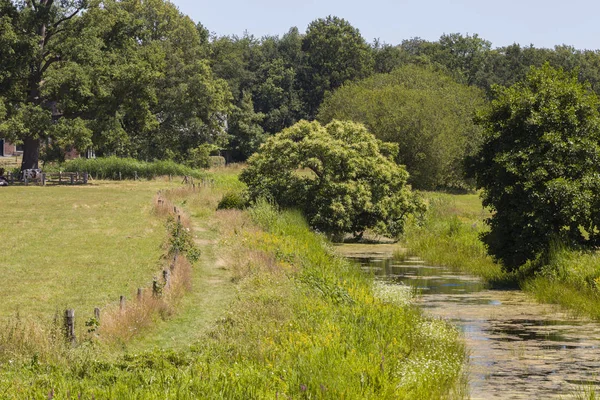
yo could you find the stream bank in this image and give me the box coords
[336,244,600,399]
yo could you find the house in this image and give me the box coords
[0,137,95,160]
[0,138,19,157]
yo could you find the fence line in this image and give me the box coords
[63,191,188,344]
[3,171,89,186]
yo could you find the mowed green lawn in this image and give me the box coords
[0,180,178,319]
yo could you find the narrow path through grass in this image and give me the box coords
[127,219,235,351]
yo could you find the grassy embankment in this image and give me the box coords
[0,169,467,399]
[402,192,600,319]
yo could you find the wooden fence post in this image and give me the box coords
[94,307,100,322]
[70,174,74,185]
[119,295,125,312]
[119,171,122,181]
[163,269,171,289]
[171,250,178,271]
[137,288,143,301]
[83,172,88,184]
[41,173,46,186]
[64,309,76,344]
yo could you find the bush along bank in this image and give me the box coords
[1,194,467,399]
[401,192,600,319]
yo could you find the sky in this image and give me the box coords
[170,0,600,50]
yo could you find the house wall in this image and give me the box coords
[1,139,17,157]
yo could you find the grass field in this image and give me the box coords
[0,180,181,319]
[0,170,467,398]
[0,155,20,170]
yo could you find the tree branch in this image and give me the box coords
[43,27,66,47]
[41,55,61,74]
[52,7,82,29]
[306,165,323,179]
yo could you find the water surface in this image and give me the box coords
[338,245,600,399]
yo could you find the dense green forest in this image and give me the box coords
[2,0,600,172]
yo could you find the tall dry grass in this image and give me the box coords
[97,255,193,343]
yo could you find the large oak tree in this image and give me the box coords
[0,0,93,170]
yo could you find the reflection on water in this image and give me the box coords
[345,248,600,400]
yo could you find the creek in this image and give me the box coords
[336,244,600,399]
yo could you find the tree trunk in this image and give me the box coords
[21,136,40,171]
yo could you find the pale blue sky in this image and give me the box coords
[171,0,600,50]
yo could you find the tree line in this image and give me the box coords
[2,0,600,172]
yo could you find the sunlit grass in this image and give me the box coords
[0,180,180,319]
[523,247,600,319]
[0,173,468,399]
[401,191,509,285]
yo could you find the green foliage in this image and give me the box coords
[82,0,232,160]
[166,215,201,262]
[319,65,486,190]
[56,156,206,180]
[208,29,305,160]
[469,64,600,270]
[401,192,508,284]
[216,191,247,210]
[300,16,374,119]
[0,0,103,169]
[0,0,231,169]
[208,156,226,168]
[240,120,423,238]
[226,91,266,159]
[186,143,219,169]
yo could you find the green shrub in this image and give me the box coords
[209,156,226,168]
[469,64,600,270]
[217,191,247,210]
[54,156,205,180]
[318,64,485,190]
[240,120,423,238]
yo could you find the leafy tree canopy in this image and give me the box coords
[318,65,486,190]
[0,0,231,169]
[0,0,94,169]
[240,120,423,239]
[299,16,374,119]
[468,64,600,270]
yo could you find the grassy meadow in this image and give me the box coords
[0,169,468,399]
[0,180,182,318]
